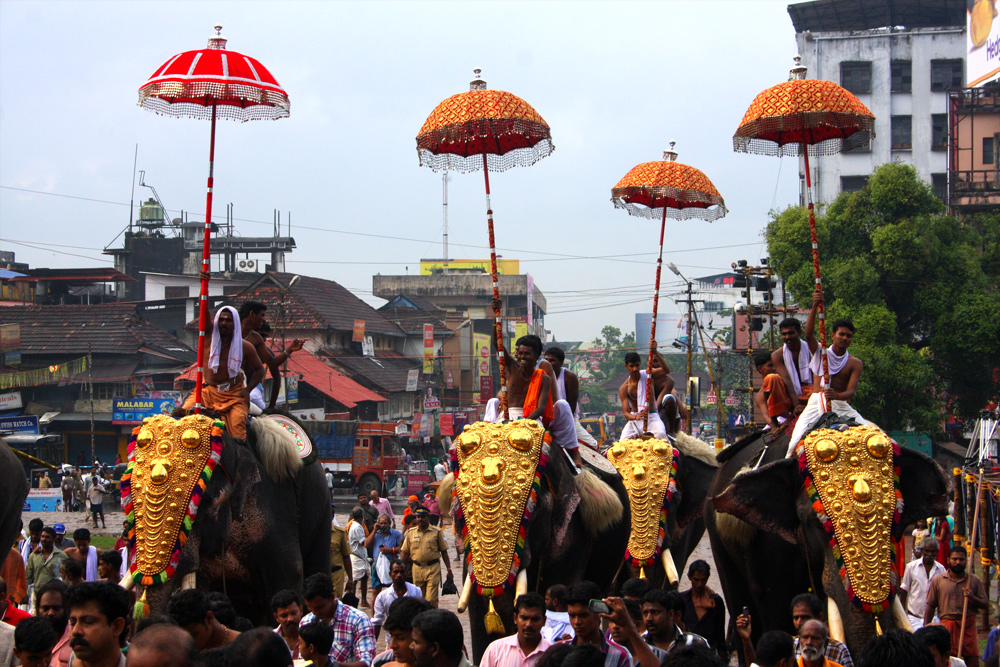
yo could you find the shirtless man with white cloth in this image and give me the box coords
[786,318,866,457]
[543,347,600,449]
[618,343,669,440]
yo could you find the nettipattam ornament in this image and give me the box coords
[800,425,902,612]
[606,437,678,568]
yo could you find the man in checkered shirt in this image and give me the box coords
[300,572,375,667]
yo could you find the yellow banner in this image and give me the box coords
[473,333,491,379]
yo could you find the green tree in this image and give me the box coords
[766,163,1000,432]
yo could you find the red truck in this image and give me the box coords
[311,421,403,495]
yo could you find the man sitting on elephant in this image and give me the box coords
[483,333,582,469]
[618,344,670,441]
[770,289,822,415]
[786,318,866,457]
[181,306,265,440]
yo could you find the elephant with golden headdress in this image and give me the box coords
[607,431,720,591]
[708,418,950,661]
[439,420,629,662]
[120,413,330,623]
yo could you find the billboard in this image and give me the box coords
[112,398,179,424]
[473,333,492,404]
[635,313,696,351]
[423,324,435,373]
[968,0,1000,87]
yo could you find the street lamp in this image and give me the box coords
[668,264,694,434]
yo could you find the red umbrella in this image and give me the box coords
[733,56,875,405]
[417,70,553,420]
[611,143,726,432]
[138,26,289,411]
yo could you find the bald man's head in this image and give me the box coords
[126,624,199,667]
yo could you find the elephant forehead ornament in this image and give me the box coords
[454,420,549,594]
[802,425,902,612]
[607,437,678,568]
[121,415,224,586]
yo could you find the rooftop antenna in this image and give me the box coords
[442,172,451,260]
[128,144,138,234]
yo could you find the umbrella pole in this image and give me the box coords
[483,153,508,421]
[644,204,668,432]
[194,104,218,413]
[801,146,829,413]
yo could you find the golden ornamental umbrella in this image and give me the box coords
[417,70,554,420]
[611,142,726,432]
[733,56,875,405]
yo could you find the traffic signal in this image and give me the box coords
[755,276,772,292]
[751,317,764,331]
[687,377,700,408]
[732,274,747,288]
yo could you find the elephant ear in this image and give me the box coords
[897,447,951,534]
[712,458,803,545]
[674,456,717,528]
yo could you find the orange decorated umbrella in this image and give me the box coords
[733,56,874,404]
[417,70,554,420]
[611,142,726,431]
[138,26,289,411]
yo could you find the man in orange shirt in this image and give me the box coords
[797,620,843,667]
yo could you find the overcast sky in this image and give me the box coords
[0,0,802,342]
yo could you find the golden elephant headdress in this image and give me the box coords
[453,420,549,596]
[606,437,678,567]
[121,414,225,586]
[800,424,902,613]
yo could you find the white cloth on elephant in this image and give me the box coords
[483,398,579,450]
[619,370,667,440]
[620,414,667,440]
[785,390,870,457]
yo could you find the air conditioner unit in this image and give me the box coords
[237,259,258,272]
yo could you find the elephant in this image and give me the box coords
[709,420,950,660]
[440,421,630,663]
[122,413,330,624]
[1,439,29,556]
[609,431,720,591]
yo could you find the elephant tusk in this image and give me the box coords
[661,548,679,586]
[515,569,528,598]
[827,598,846,644]
[180,572,197,591]
[119,571,134,591]
[457,572,474,614]
[891,596,912,632]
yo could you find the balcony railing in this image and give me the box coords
[949,169,1000,202]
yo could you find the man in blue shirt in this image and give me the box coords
[365,514,403,607]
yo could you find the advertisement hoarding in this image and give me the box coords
[112,398,179,424]
[968,0,1000,87]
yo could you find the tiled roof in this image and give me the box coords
[377,297,451,337]
[323,349,420,394]
[177,348,385,408]
[0,303,194,361]
[214,273,405,337]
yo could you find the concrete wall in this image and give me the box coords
[796,26,965,203]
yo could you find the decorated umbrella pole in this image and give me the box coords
[611,142,726,431]
[138,26,290,411]
[734,56,874,407]
[417,70,553,420]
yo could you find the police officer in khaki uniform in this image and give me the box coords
[400,506,452,607]
[330,520,353,599]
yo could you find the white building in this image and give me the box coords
[789,0,966,203]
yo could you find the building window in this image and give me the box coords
[891,116,912,150]
[164,285,189,299]
[93,382,131,400]
[931,59,964,91]
[931,114,948,151]
[841,176,869,194]
[843,135,872,153]
[891,60,912,93]
[985,136,996,165]
[932,173,947,202]
[841,61,872,94]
